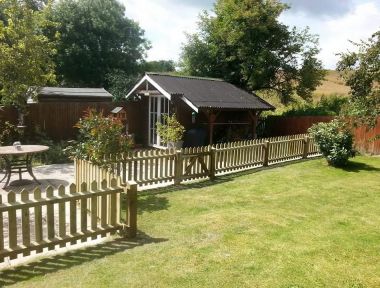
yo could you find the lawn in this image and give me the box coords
[1,156,380,287]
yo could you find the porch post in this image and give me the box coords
[249,110,259,139]
[208,110,217,145]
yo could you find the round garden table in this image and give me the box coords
[0,145,49,188]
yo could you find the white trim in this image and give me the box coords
[148,95,170,147]
[181,96,198,113]
[126,75,149,98]
[126,74,172,100]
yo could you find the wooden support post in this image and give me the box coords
[303,136,310,159]
[263,140,270,166]
[209,119,214,145]
[126,181,138,238]
[208,110,219,145]
[248,110,258,139]
[209,147,216,180]
[174,151,182,185]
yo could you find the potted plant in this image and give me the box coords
[156,114,185,149]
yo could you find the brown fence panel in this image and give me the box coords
[26,102,117,140]
[353,118,380,155]
[264,116,335,136]
[264,116,380,155]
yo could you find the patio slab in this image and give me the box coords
[0,163,75,198]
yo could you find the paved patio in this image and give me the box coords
[0,163,75,199]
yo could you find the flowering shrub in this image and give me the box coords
[66,109,132,164]
[308,119,355,167]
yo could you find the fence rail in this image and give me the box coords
[76,134,321,190]
[0,178,137,263]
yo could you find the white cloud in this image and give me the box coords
[281,1,380,68]
[122,0,380,69]
[122,0,201,62]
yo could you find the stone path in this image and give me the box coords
[0,163,76,254]
[0,163,75,198]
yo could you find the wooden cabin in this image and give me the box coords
[126,73,275,148]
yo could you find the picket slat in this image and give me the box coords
[0,178,129,263]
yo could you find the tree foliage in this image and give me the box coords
[180,0,325,104]
[337,31,380,127]
[143,60,176,73]
[52,0,149,88]
[0,0,57,109]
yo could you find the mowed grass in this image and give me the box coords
[2,156,380,287]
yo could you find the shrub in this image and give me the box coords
[308,119,355,167]
[30,126,71,164]
[66,109,132,164]
[156,114,185,144]
[0,120,17,145]
[283,94,348,116]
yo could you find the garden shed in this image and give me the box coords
[126,73,275,147]
[0,87,116,141]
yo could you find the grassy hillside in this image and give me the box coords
[314,70,350,101]
[259,70,350,114]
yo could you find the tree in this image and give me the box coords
[337,31,380,127]
[52,0,149,88]
[143,60,176,73]
[180,0,325,104]
[0,0,57,109]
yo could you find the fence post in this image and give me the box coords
[263,140,270,166]
[125,181,137,238]
[209,147,216,180]
[174,150,182,185]
[303,136,310,159]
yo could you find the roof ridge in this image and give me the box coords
[41,87,107,90]
[146,72,224,82]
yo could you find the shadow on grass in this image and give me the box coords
[340,160,380,173]
[0,231,167,287]
[139,157,319,198]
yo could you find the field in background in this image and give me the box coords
[314,70,350,101]
[259,70,350,114]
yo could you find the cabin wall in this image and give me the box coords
[125,97,149,146]
[125,95,257,147]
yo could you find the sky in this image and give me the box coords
[122,0,380,69]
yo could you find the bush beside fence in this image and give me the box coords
[76,134,321,190]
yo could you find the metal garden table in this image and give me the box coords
[0,145,49,188]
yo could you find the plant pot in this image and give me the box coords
[168,141,183,149]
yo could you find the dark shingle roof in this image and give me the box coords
[147,73,274,110]
[38,87,112,99]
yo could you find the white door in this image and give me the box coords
[149,96,169,147]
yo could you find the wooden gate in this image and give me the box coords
[177,146,213,182]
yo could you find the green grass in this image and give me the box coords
[2,156,380,287]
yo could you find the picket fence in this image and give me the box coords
[0,179,137,263]
[76,134,321,190]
